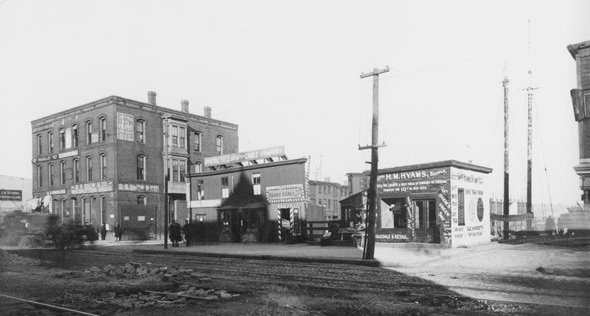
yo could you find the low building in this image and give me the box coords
[187,147,309,243]
[341,160,493,248]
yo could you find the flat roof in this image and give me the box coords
[366,160,493,175]
[567,40,590,59]
[31,95,238,130]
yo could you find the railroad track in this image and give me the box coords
[0,293,99,316]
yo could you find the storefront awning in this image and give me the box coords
[217,202,268,210]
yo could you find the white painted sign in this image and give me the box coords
[204,146,285,166]
[118,183,160,193]
[71,181,113,194]
[117,112,135,141]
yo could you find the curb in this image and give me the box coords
[133,249,381,267]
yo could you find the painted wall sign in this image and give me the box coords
[71,181,113,194]
[59,150,79,159]
[116,112,135,141]
[0,189,22,201]
[377,167,450,194]
[204,146,285,166]
[118,183,160,193]
[32,150,79,164]
[266,184,305,203]
[48,189,67,195]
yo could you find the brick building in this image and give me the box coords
[186,147,309,243]
[568,40,590,209]
[307,179,350,221]
[31,92,238,239]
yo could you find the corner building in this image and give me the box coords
[31,92,238,239]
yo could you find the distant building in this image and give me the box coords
[346,172,369,195]
[568,40,590,210]
[187,147,308,243]
[31,92,238,238]
[0,175,32,220]
[307,179,350,221]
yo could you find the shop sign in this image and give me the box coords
[118,183,160,193]
[204,146,285,166]
[32,150,79,164]
[0,189,22,201]
[48,189,67,195]
[375,233,408,242]
[71,181,113,194]
[59,149,78,159]
[117,112,134,141]
[377,167,449,193]
[266,184,305,203]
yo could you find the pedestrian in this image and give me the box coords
[100,224,107,241]
[182,219,191,247]
[169,221,181,247]
[114,224,122,242]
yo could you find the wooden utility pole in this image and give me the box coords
[359,66,389,260]
[502,75,510,240]
[525,71,538,231]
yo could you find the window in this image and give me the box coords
[171,126,178,146]
[100,154,107,180]
[136,120,145,143]
[216,136,223,155]
[179,126,186,148]
[60,161,65,185]
[99,117,106,142]
[180,160,186,182]
[86,156,92,181]
[171,159,179,181]
[458,188,465,226]
[48,132,53,153]
[194,132,202,152]
[196,180,204,200]
[252,173,261,195]
[194,162,202,173]
[49,164,54,186]
[71,198,77,223]
[137,155,146,180]
[73,159,80,183]
[86,121,92,145]
[37,165,43,187]
[221,177,229,198]
[37,134,42,155]
[72,125,78,148]
[137,195,147,205]
[60,199,66,220]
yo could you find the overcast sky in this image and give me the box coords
[1,0,588,209]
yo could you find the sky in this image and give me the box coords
[0,0,589,210]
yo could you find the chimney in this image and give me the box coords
[181,100,189,113]
[147,91,157,105]
[204,106,212,118]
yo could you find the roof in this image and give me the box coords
[567,40,590,59]
[31,95,238,131]
[367,160,493,175]
[186,157,308,178]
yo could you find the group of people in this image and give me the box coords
[169,220,194,247]
[99,224,123,241]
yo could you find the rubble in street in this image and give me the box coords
[0,249,41,266]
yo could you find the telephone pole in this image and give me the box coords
[525,71,538,231]
[359,66,389,260]
[502,75,510,240]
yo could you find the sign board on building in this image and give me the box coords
[377,167,449,194]
[118,183,160,193]
[71,181,113,194]
[59,150,78,159]
[48,189,67,195]
[204,146,285,166]
[266,184,305,203]
[116,112,135,141]
[0,189,22,201]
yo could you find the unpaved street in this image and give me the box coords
[1,245,589,315]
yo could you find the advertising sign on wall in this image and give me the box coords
[117,112,135,141]
[266,184,305,203]
[0,189,22,201]
[71,181,113,194]
[377,167,450,194]
[204,146,285,167]
[118,183,160,193]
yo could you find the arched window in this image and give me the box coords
[59,128,65,150]
[137,155,146,180]
[99,117,107,142]
[72,124,78,148]
[216,135,223,155]
[73,158,80,183]
[48,131,53,153]
[136,119,145,143]
[86,121,93,145]
[37,134,42,155]
[99,154,107,180]
[137,195,147,205]
[60,160,66,185]
[48,164,54,186]
[194,132,202,152]
[86,156,93,181]
[37,165,43,187]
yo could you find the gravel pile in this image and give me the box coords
[0,249,41,266]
